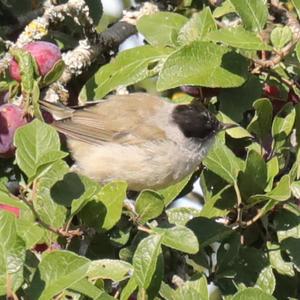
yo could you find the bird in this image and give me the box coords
[41,93,231,191]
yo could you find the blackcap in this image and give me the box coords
[42,93,230,191]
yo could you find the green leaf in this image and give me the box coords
[255,266,276,295]
[158,174,192,206]
[230,0,268,32]
[34,160,69,243]
[219,113,252,139]
[292,0,300,19]
[136,190,164,223]
[120,277,138,300]
[247,98,273,140]
[267,242,295,276]
[9,48,37,92]
[250,174,291,203]
[232,287,276,300]
[51,173,100,215]
[0,191,27,210]
[30,250,90,300]
[295,103,300,146]
[91,46,170,99]
[153,225,199,254]
[281,238,300,269]
[157,41,249,90]
[238,150,268,199]
[137,12,188,47]
[175,276,209,300]
[133,234,162,289]
[213,0,236,18]
[41,59,65,86]
[203,138,242,184]
[166,207,200,225]
[14,119,66,180]
[272,103,296,151]
[266,157,279,192]
[177,7,217,45]
[219,76,263,122]
[187,217,233,248]
[0,211,26,296]
[80,181,127,231]
[270,26,292,50]
[16,220,45,248]
[31,80,44,120]
[207,27,270,50]
[216,232,241,276]
[296,41,300,63]
[291,181,300,198]
[274,207,300,242]
[87,259,133,281]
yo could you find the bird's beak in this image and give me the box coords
[219,122,239,131]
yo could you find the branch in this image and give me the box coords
[254,0,300,68]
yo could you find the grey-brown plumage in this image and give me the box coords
[42,93,223,191]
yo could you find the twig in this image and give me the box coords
[254,0,300,69]
[241,209,265,227]
[233,182,243,226]
[137,225,153,234]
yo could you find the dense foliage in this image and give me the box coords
[0,0,300,299]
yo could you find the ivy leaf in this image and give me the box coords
[153,225,199,254]
[137,12,188,47]
[90,46,171,99]
[177,7,216,45]
[157,41,249,90]
[207,27,271,50]
[230,0,268,32]
[14,120,67,181]
[133,234,162,289]
[136,190,164,224]
[271,26,292,50]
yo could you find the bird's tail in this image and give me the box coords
[39,100,74,120]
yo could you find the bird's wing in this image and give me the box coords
[53,93,169,145]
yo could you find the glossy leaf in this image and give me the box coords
[153,225,199,254]
[14,120,67,180]
[133,234,162,289]
[91,46,171,99]
[136,190,164,223]
[178,7,216,44]
[230,0,268,32]
[207,27,271,50]
[137,12,188,47]
[157,41,249,90]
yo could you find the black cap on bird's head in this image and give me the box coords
[172,101,226,140]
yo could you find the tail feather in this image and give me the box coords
[39,100,74,120]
